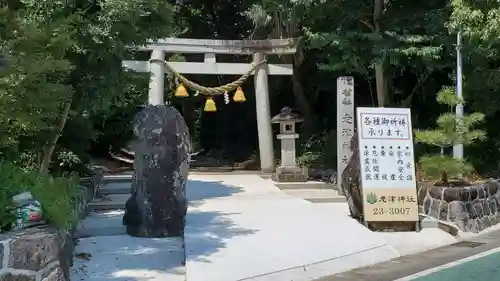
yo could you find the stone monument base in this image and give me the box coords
[273,166,308,182]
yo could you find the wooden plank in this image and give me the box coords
[130,37,298,54]
[122,61,293,75]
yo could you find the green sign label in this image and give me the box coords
[366,192,378,204]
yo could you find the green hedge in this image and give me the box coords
[0,161,80,232]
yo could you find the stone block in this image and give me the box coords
[309,168,337,183]
[420,181,500,203]
[57,231,72,278]
[447,201,467,223]
[339,134,364,220]
[437,221,459,236]
[273,166,308,182]
[123,105,191,237]
[420,217,438,228]
[423,197,440,218]
[0,242,4,269]
[487,197,498,215]
[0,272,36,281]
[466,218,481,233]
[8,227,61,271]
[41,267,64,281]
[419,180,500,233]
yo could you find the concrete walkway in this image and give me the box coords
[184,174,398,281]
[71,173,467,281]
[71,236,185,281]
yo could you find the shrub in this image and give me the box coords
[415,87,486,183]
[0,161,79,232]
[0,162,34,231]
[297,130,337,169]
[30,174,80,231]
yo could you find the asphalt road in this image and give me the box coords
[315,228,500,281]
[409,249,500,281]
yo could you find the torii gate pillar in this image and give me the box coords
[253,52,275,172]
[148,50,165,105]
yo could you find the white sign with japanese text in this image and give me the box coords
[336,77,354,192]
[356,107,418,222]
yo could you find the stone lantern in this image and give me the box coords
[271,107,308,182]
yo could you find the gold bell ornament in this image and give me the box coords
[175,84,189,97]
[233,86,246,102]
[204,96,217,112]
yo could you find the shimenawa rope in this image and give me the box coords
[162,59,267,95]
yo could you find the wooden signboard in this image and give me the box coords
[356,107,419,223]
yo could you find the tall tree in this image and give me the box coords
[304,0,450,107]
[0,0,174,173]
[246,2,314,129]
[449,0,500,116]
[0,3,76,168]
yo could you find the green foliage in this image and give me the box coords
[0,5,75,161]
[0,162,35,231]
[29,173,80,231]
[5,0,500,180]
[415,87,486,182]
[0,161,79,232]
[0,0,175,172]
[297,130,337,169]
[296,151,322,168]
[419,155,473,181]
[301,1,450,89]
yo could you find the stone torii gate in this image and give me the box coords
[122,38,297,172]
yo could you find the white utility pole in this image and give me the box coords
[453,31,464,159]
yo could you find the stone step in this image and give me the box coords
[304,197,347,203]
[102,174,133,183]
[97,181,132,196]
[75,210,126,238]
[88,194,128,211]
[281,188,346,203]
[274,181,335,190]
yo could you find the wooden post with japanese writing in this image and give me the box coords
[356,107,419,231]
[337,77,355,195]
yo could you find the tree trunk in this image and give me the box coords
[374,63,388,107]
[285,50,314,130]
[39,101,72,174]
[373,0,388,107]
[265,15,314,129]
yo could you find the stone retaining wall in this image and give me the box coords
[0,226,65,281]
[0,171,101,281]
[418,179,500,233]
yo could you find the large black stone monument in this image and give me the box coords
[123,105,191,237]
